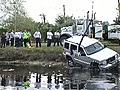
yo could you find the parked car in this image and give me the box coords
[63,35,120,69]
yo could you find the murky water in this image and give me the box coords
[0,65,119,90]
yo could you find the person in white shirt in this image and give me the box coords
[10,30,15,46]
[18,30,23,47]
[47,30,53,47]
[53,30,60,46]
[14,30,20,47]
[5,32,10,46]
[33,30,41,47]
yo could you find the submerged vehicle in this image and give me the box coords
[63,35,120,69]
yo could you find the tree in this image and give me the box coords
[113,17,120,25]
[0,0,27,30]
[55,15,75,28]
[37,22,57,42]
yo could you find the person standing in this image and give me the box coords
[47,30,53,47]
[14,30,20,47]
[1,75,6,87]
[1,32,6,48]
[23,30,29,47]
[23,76,29,89]
[53,30,60,46]
[5,32,10,46]
[28,30,32,46]
[10,30,15,47]
[18,30,23,47]
[33,30,41,47]
[102,30,105,41]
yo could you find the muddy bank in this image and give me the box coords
[0,48,66,67]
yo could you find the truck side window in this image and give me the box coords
[70,44,77,55]
[64,42,69,49]
[79,47,86,56]
[70,44,77,51]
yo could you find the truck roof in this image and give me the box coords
[66,35,99,47]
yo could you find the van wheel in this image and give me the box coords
[67,57,75,67]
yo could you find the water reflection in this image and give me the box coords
[0,65,119,90]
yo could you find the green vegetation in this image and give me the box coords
[108,46,120,54]
[0,43,64,63]
[0,0,76,42]
[0,42,120,66]
[9,44,63,54]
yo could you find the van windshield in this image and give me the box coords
[84,42,104,55]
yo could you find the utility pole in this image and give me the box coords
[91,1,95,38]
[63,5,66,22]
[94,12,96,20]
[118,0,120,17]
[86,11,89,34]
[40,13,46,24]
[91,1,94,19]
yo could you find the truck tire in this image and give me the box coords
[67,56,75,67]
[89,62,100,70]
[60,36,69,46]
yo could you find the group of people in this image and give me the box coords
[0,29,31,48]
[0,29,60,48]
[33,29,60,47]
[47,30,60,47]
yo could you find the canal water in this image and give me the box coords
[0,65,119,90]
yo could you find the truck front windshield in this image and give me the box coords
[84,42,104,55]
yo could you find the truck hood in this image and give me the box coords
[88,48,117,61]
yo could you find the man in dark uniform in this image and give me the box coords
[1,32,6,48]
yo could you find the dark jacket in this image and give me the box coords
[1,34,6,41]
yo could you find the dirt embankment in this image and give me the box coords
[0,48,66,67]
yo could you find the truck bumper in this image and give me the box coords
[100,59,119,69]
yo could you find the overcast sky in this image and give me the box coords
[24,0,118,24]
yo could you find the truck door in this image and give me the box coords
[74,47,91,65]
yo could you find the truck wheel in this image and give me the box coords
[89,62,100,70]
[75,63,83,69]
[67,57,75,67]
[60,36,69,46]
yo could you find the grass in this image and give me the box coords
[107,46,120,54]
[0,43,63,54]
[0,42,120,54]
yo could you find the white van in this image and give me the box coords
[63,35,120,69]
